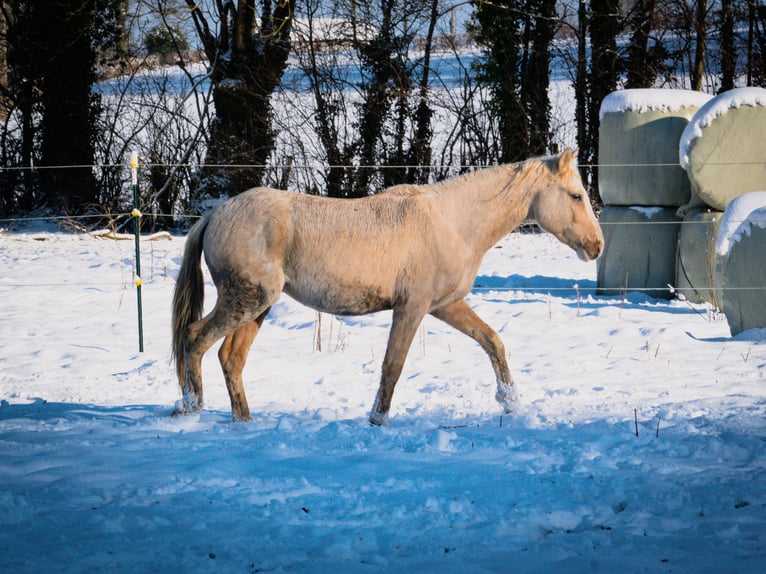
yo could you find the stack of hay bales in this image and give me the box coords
[596,89,712,298]
[678,87,766,334]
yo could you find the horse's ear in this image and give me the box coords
[558,148,578,173]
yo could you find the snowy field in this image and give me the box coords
[1,225,765,573]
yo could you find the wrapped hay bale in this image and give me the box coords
[675,208,723,305]
[599,89,712,207]
[714,192,766,336]
[680,87,766,211]
[597,206,681,298]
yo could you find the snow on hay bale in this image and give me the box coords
[680,87,766,211]
[674,208,722,305]
[597,206,681,298]
[714,192,766,335]
[599,89,712,207]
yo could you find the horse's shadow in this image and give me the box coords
[472,274,713,318]
[0,398,169,424]
[473,274,596,300]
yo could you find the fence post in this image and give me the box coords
[130,151,144,352]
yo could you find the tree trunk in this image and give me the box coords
[720,0,735,92]
[472,0,527,163]
[354,0,396,196]
[575,0,590,179]
[0,6,6,124]
[691,0,707,91]
[187,0,295,199]
[407,0,439,185]
[626,0,657,88]
[746,1,766,86]
[523,0,556,155]
[589,0,621,200]
[39,0,98,212]
[203,84,276,195]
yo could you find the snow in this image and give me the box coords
[715,191,766,256]
[679,87,766,169]
[598,88,712,122]
[1,227,765,573]
[628,206,665,218]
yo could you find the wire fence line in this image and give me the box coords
[0,278,763,295]
[1,160,765,172]
[2,212,763,226]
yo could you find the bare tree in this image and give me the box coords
[290,1,365,197]
[521,0,558,155]
[0,0,122,215]
[692,0,709,90]
[90,0,213,227]
[589,0,622,198]
[720,0,736,91]
[625,0,659,88]
[408,0,440,185]
[574,0,590,178]
[184,0,296,199]
[288,0,444,197]
[747,0,766,85]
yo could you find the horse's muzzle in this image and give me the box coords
[576,236,604,262]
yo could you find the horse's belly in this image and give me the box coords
[283,277,394,316]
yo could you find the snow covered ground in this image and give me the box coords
[1,226,765,573]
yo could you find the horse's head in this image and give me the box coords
[529,148,604,262]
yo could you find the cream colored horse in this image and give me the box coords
[172,148,603,425]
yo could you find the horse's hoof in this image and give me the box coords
[368,410,389,427]
[232,413,253,423]
[172,398,201,417]
[495,386,519,412]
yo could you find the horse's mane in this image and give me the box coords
[377,154,562,197]
[439,155,558,190]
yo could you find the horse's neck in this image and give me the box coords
[436,164,537,252]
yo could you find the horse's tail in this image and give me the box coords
[171,215,209,387]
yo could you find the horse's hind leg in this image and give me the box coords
[178,273,281,419]
[175,306,241,416]
[431,299,518,411]
[218,309,270,422]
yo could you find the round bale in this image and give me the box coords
[713,192,766,336]
[597,205,681,299]
[675,208,723,305]
[680,87,766,211]
[599,89,712,207]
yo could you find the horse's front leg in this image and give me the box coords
[370,305,428,426]
[430,299,518,412]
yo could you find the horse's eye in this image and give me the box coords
[570,193,582,201]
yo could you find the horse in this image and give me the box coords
[171,148,604,426]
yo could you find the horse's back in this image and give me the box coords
[203,186,425,261]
